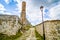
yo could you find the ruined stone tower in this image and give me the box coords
[21,1,26,25]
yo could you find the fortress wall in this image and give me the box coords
[0,15,22,36]
[36,20,60,40]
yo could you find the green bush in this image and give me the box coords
[35,30,44,40]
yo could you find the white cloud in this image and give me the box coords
[46,0,52,3]
[4,0,10,4]
[26,0,43,25]
[49,4,60,20]
[0,4,6,10]
[14,0,22,13]
[27,8,42,25]
[0,3,11,15]
[0,11,12,15]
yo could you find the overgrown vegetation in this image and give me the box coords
[24,25,31,30]
[35,30,44,40]
[0,19,2,25]
[0,29,22,40]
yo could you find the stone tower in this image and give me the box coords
[21,1,26,25]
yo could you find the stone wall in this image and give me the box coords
[35,20,60,40]
[0,15,21,36]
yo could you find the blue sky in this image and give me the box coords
[0,0,60,25]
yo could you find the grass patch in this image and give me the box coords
[0,29,22,40]
[35,30,44,40]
